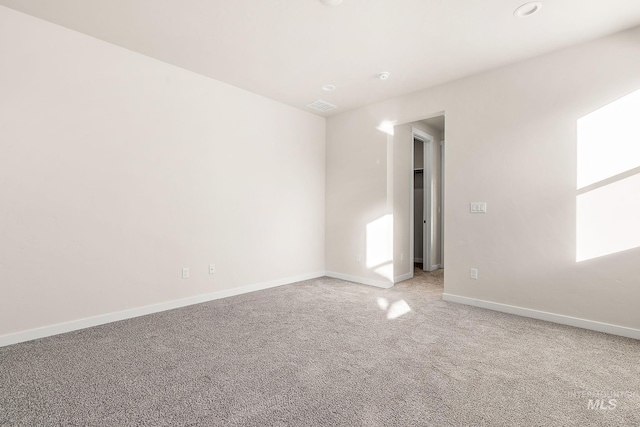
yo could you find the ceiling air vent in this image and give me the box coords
[307,100,337,113]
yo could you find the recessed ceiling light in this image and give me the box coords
[514,2,542,17]
[319,0,343,6]
[377,72,391,81]
[322,84,336,92]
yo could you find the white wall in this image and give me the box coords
[325,110,391,286]
[326,25,640,331]
[0,6,326,338]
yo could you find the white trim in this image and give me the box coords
[442,293,640,340]
[0,271,325,348]
[394,272,413,284]
[410,135,415,277]
[431,264,442,270]
[414,257,423,263]
[440,138,445,269]
[412,128,432,143]
[411,128,436,274]
[325,271,394,289]
[424,135,434,272]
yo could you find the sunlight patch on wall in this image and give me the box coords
[578,90,640,189]
[366,214,393,280]
[376,120,395,136]
[576,89,640,261]
[577,174,640,261]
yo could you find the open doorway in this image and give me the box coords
[411,116,445,274]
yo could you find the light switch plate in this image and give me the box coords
[470,202,487,213]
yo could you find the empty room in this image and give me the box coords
[1,1,640,426]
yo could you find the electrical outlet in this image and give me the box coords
[356,254,362,263]
[470,268,478,280]
[401,252,404,261]
[182,267,190,279]
[209,264,215,274]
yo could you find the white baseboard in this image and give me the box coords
[414,258,423,263]
[442,293,640,340]
[325,271,394,289]
[0,271,325,348]
[431,264,442,270]
[394,272,413,283]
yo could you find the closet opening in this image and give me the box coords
[411,116,444,274]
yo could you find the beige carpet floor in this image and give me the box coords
[1,267,639,426]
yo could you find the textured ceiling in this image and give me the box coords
[2,0,640,116]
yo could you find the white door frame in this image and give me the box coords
[410,127,434,272]
[440,139,445,269]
